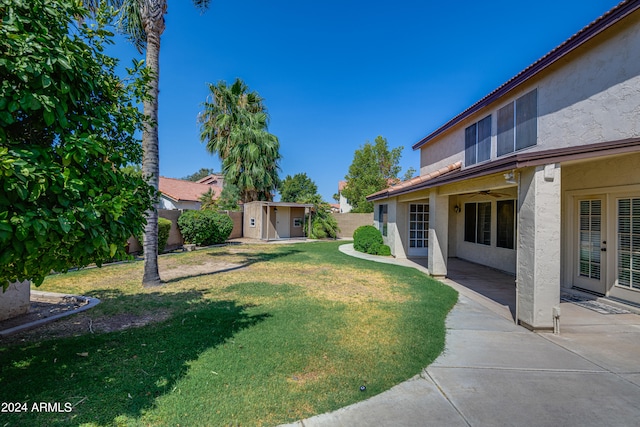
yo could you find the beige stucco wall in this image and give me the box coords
[289,207,306,238]
[537,14,640,149]
[0,280,30,321]
[332,213,374,238]
[518,164,562,330]
[243,202,263,240]
[419,12,640,177]
[451,191,518,275]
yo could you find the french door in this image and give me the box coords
[408,203,429,257]
[574,197,607,294]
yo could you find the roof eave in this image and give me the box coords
[412,1,640,151]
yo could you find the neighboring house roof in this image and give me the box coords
[196,174,224,186]
[413,0,640,150]
[367,162,462,201]
[159,177,221,202]
[338,181,347,192]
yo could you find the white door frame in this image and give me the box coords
[572,195,607,295]
[565,185,640,305]
[408,203,429,257]
[275,207,290,239]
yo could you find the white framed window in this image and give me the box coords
[497,89,537,156]
[250,217,256,227]
[465,115,491,167]
[293,217,302,227]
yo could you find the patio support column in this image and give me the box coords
[265,205,270,241]
[428,191,449,277]
[517,164,561,331]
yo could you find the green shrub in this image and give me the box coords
[377,244,391,256]
[353,225,384,255]
[177,210,233,246]
[137,217,172,254]
[158,218,172,253]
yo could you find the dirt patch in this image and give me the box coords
[1,307,171,346]
[160,260,245,281]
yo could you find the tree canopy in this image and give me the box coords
[0,0,155,286]
[342,136,413,213]
[279,173,318,203]
[199,78,280,203]
[183,167,217,182]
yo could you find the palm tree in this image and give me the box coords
[200,78,281,203]
[85,1,211,286]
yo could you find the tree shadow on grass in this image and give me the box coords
[162,246,305,284]
[0,289,269,426]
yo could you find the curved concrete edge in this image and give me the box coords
[0,291,101,337]
[338,243,431,275]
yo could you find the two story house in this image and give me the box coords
[368,0,640,330]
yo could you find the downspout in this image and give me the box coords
[515,171,521,325]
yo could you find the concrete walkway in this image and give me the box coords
[281,244,640,427]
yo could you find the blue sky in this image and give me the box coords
[106,0,621,202]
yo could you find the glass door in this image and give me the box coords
[574,197,606,294]
[408,203,429,257]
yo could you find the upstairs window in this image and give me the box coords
[497,89,538,156]
[465,115,491,167]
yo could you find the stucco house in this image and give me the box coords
[337,181,352,213]
[243,201,314,241]
[158,176,223,210]
[367,0,640,330]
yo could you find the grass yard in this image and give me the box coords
[0,241,457,426]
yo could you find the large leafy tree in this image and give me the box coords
[342,136,412,213]
[199,78,281,203]
[279,173,318,203]
[86,0,211,286]
[0,0,155,286]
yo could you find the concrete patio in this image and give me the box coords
[281,245,640,426]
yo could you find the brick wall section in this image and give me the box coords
[332,212,373,238]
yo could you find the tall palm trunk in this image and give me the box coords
[141,0,166,286]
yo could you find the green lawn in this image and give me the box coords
[0,241,457,426]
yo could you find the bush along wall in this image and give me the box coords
[177,210,233,246]
[353,225,391,256]
[137,217,172,254]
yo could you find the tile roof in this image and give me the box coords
[196,174,224,185]
[367,161,462,201]
[413,0,639,150]
[159,177,222,202]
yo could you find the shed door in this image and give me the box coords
[408,204,429,257]
[276,208,290,239]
